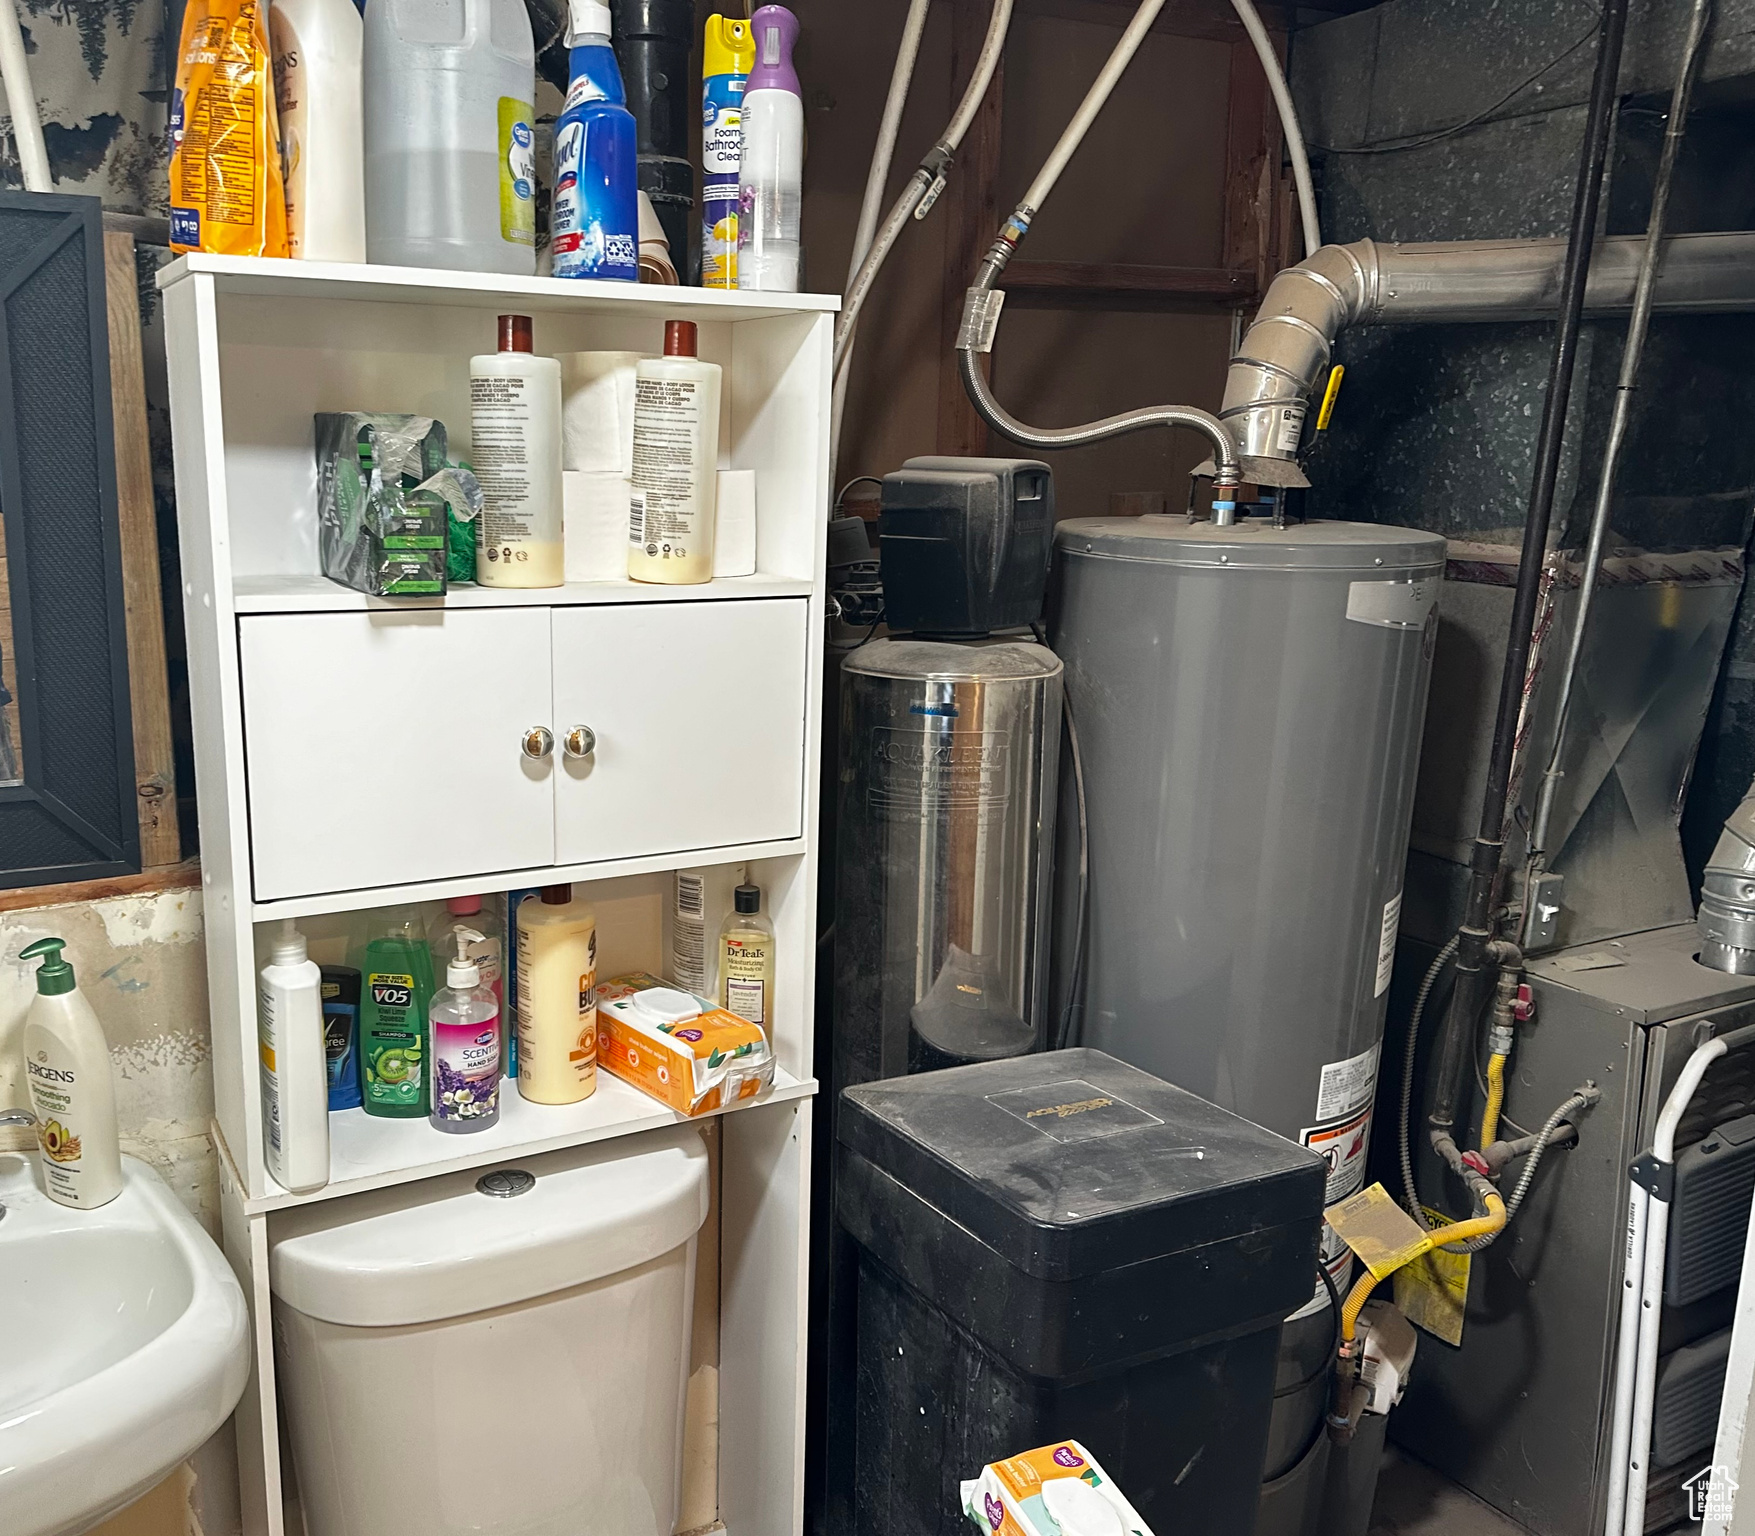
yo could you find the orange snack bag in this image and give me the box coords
[168,0,288,256]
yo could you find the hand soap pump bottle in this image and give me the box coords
[551,0,638,282]
[19,938,122,1209]
[258,920,330,1193]
[429,926,502,1132]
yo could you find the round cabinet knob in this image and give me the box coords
[522,726,554,760]
[563,726,597,760]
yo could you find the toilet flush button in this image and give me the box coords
[476,1169,536,1198]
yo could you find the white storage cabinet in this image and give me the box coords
[162,254,834,1536]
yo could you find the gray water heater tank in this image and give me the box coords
[1050,517,1443,1277]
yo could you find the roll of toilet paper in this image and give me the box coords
[560,351,647,474]
[712,469,757,578]
[564,470,634,581]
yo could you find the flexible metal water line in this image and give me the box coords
[956,0,1243,496]
[829,0,933,476]
[1229,0,1320,257]
[1524,0,1713,921]
[832,0,1013,378]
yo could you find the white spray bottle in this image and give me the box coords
[737,6,802,292]
[19,937,122,1209]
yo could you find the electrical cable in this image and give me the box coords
[1506,1087,1595,1215]
[833,475,884,513]
[1311,18,1602,157]
[1229,0,1319,255]
[1319,1254,1343,1365]
[1399,935,1458,1227]
[833,0,1014,379]
[1524,0,1713,916]
[1035,622,1089,1053]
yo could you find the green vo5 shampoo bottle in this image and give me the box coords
[358,909,435,1118]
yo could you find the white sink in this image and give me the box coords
[0,1151,251,1536]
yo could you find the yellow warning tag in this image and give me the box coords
[1393,1208,1472,1346]
[1316,365,1345,431]
[1323,1182,1431,1280]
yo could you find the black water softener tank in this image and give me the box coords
[837,1049,1326,1536]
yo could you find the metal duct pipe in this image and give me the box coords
[1698,790,1755,972]
[1222,230,1755,469]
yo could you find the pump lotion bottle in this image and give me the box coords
[19,938,122,1209]
[628,319,722,584]
[472,313,564,587]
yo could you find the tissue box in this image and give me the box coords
[961,1442,1153,1536]
[316,413,449,596]
[595,972,773,1116]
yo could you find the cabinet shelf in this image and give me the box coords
[237,1065,817,1215]
[163,252,841,319]
[230,571,815,613]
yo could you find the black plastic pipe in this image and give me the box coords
[1428,0,1630,1139]
[612,0,697,280]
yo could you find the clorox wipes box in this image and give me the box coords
[961,1442,1153,1536]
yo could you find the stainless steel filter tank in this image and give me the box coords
[834,639,1062,1083]
[1049,517,1444,1295]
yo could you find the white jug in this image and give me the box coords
[363,0,537,274]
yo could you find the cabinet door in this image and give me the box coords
[551,600,807,864]
[239,610,556,899]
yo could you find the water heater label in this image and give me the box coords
[1315,1039,1381,1123]
[1346,578,1440,630]
[1375,892,1403,997]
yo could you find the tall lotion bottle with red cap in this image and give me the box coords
[471,312,564,587]
[628,319,722,584]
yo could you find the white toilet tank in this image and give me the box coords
[269,1126,709,1536]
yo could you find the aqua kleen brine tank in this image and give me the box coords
[837,1050,1326,1536]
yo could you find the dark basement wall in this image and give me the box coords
[1290,0,1755,889]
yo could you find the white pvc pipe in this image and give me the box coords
[1229,0,1319,258]
[0,0,50,192]
[1603,1181,1649,1536]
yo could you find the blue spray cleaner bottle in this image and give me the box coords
[552,0,639,281]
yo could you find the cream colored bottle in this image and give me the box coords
[19,937,122,1209]
[516,884,598,1103]
[628,318,721,584]
[472,313,564,587]
[717,883,775,1028]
